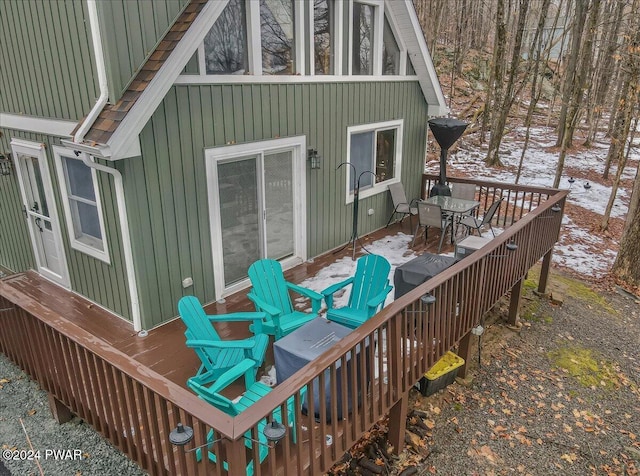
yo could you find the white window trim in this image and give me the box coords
[52,145,110,264]
[205,135,307,298]
[345,119,403,204]
[348,0,384,76]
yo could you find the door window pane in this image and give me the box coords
[382,16,400,75]
[352,2,374,75]
[218,157,260,285]
[204,0,249,74]
[261,0,295,75]
[264,151,294,260]
[314,0,333,74]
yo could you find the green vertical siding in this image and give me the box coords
[0,128,131,320]
[97,0,190,100]
[0,134,35,273]
[125,80,429,328]
[0,0,98,120]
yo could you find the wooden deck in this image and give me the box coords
[0,219,450,390]
[0,176,567,475]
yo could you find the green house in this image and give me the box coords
[0,0,447,331]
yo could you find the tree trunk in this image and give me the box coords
[556,0,587,147]
[516,0,552,183]
[612,170,640,287]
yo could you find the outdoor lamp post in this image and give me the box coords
[428,117,469,197]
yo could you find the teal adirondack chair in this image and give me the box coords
[322,254,393,329]
[178,296,269,385]
[187,359,306,475]
[247,259,323,339]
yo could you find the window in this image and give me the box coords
[382,16,400,75]
[261,0,295,74]
[351,2,375,75]
[53,147,109,263]
[346,120,403,201]
[313,0,334,74]
[203,0,249,74]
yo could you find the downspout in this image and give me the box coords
[75,0,142,331]
[74,0,108,144]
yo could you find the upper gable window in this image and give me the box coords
[204,0,249,74]
[261,0,295,74]
[352,2,376,75]
[53,147,109,263]
[314,0,334,74]
[193,0,411,79]
[382,16,400,75]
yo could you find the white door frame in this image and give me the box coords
[205,136,307,298]
[11,139,70,288]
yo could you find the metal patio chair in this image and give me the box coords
[412,202,454,253]
[385,182,419,229]
[460,198,503,237]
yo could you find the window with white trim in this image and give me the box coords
[346,120,403,201]
[53,147,109,263]
[194,0,410,79]
[313,0,334,74]
[203,0,249,74]
[201,0,301,75]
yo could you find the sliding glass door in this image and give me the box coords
[207,137,305,295]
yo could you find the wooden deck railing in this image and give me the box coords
[0,177,567,475]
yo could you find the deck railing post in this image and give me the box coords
[225,437,248,476]
[456,331,472,378]
[47,394,73,424]
[508,278,523,326]
[387,391,408,455]
[538,249,553,295]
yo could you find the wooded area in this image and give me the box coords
[413,0,640,289]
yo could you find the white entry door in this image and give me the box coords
[11,140,70,287]
[206,136,307,296]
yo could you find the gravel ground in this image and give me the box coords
[0,354,146,476]
[407,272,640,475]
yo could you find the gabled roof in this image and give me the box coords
[67,0,447,160]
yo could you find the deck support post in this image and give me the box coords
[387,391,408,455]
[508,278,523,326]
[457,331,472,378]
[538,249,553,294]
[47,394,73,423]
[225,437,248,476]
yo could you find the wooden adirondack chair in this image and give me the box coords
[247,259,323,340]
[178,296,269,385]
[322,254,393,329]
[187,359,306,476]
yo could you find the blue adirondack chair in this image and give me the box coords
[187,359,306,475]
[322,254,393,329]
[178,296,269,385]
[247,259,323,340]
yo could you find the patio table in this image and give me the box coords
[423,195,480,243]
[274,316,362,422]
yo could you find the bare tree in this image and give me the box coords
[486,0,530,166]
